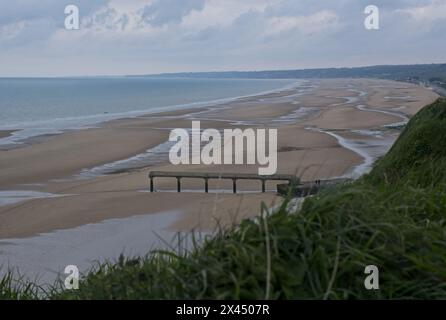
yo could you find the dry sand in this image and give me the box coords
[0,78,439,239]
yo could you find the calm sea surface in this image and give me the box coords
[0,77,296,144]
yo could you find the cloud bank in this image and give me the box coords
[0,0,445,76]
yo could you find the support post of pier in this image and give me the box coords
[262,179,266,193]
[177,177,181,193]
[204,178,209,193]
[232,179,237,194]
[150,177,154,192]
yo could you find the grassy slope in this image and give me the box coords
[2,98,446,300]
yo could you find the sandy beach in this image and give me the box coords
[0,78,439,239]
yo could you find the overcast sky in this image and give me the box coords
[0,0,445,76]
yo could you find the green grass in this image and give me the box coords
[2,98,446,300]
[0,271,42,300]
[367,98,446,186]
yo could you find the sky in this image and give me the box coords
[0,0,445,76]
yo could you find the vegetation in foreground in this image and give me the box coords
[2,98,446,300]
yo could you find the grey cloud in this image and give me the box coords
[0,0,109,27]
[0,0,109,47]
[140,0,205,27]
[0,0,445,76]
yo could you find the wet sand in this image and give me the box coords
[0,78,439,239]
[0,130,15,139]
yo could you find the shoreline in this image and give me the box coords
[0,79,301,148]
[0,130,16,139]
[0,78,439,240]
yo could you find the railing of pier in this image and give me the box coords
[148,171,300,194]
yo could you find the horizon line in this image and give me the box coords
[0,62,445,79]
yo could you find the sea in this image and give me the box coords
[0,77,297,146]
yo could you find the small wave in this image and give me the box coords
[0,190,67,207]
[78,140,176,178]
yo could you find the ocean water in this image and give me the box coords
[0,77,296,145]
